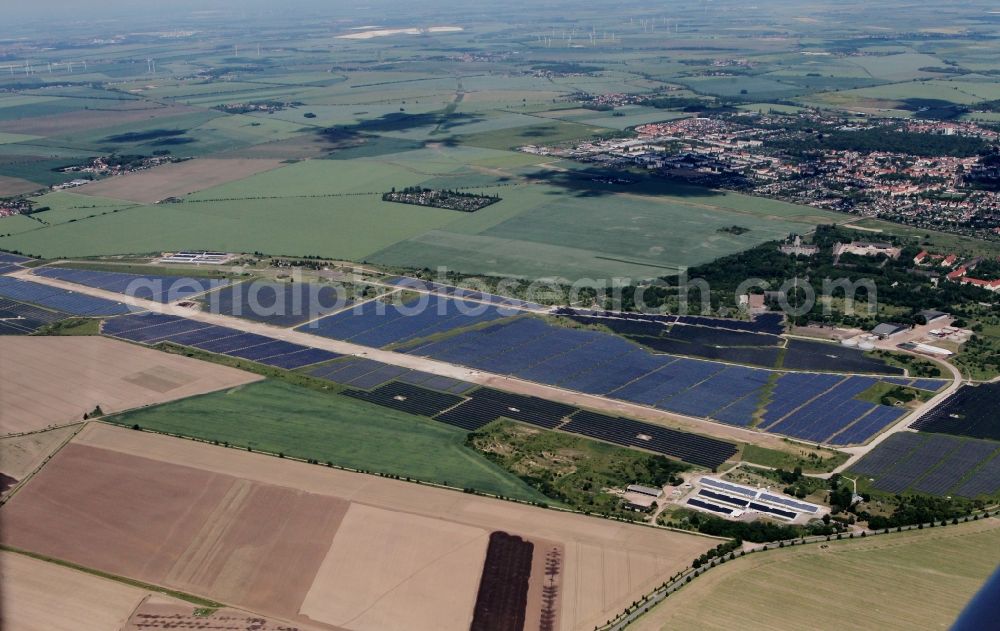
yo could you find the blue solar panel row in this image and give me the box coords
[388,277,542,310]
[765,376,905,444]
[201,281,352,327]
[830,406,908,445]
[760,373,846,427]
[954,453,1000,498]
[309,356,475,393]
[103,313,340,369]
[687,498,733,516]
[912,378,948,392]
[698,488,749,508]
[711,394,760,427]
[749,501,796,520]
[911,440,1000,495]
[701,477,758,498]
[33,267,228,303]
[758,493,819,513]
[0,276,131,316]
[0,263,24,275]
[0,252,31,264]
[297,294,509,348]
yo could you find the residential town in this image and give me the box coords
[521,109,1000,239]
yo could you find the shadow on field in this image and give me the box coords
[524,165,728,199]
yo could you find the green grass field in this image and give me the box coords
[635,519,1000,631]
[371,176,847,280]
[104,379,550,503]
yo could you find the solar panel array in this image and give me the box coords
[33,267,228,303]
[0,298,69,334]
[103,312,340,369]
[954,453,1000,498]
[748,501,796,520]
[758,493,819,514]
[407,316,909,443]
[910,383,1000,441]
[318,373,737,468]
[701,477,758,498]
[698,477,818,517]
[686,497,734,516]
[555,308,784,335]
[407,317,762,425]
[850,432,1000,497]
[0,276,131,315]
[297,294,509,348]
[561,410,737,470]
[434,388,577,431]
[869,435,963,494]
[762,374,907,445]
[388,277,541,310]
[676,312,785,335]
[309,356,474,394]
[699,488,749,508]
[910,440,1000,495]
[780,339,904,374]
[201,281,352,327]
[0,252,31,264]
[343,381,465,417]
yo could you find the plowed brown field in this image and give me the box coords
[1,423,718,631]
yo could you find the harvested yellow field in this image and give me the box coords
[300,503,488,631]
[1,551,149,631]
[74,157,285,203]
[0,336,261,435]
[0,425,79,495]
[632,519,1000,631]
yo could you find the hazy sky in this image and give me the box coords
[4,0,361,27]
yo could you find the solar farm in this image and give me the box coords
[200,280,354,327]
[296,293,515,348]
[0,298,68,335]
[403,316,926,445]
[0,251,32,276]
[10,262,938,449]
[564,309,903,373]
[910,383,1000,441]
[0,275,129,316]
[388,277,544,311]
[103,312,340,370]
[32,267,228,303]
[850,432,1000,498]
